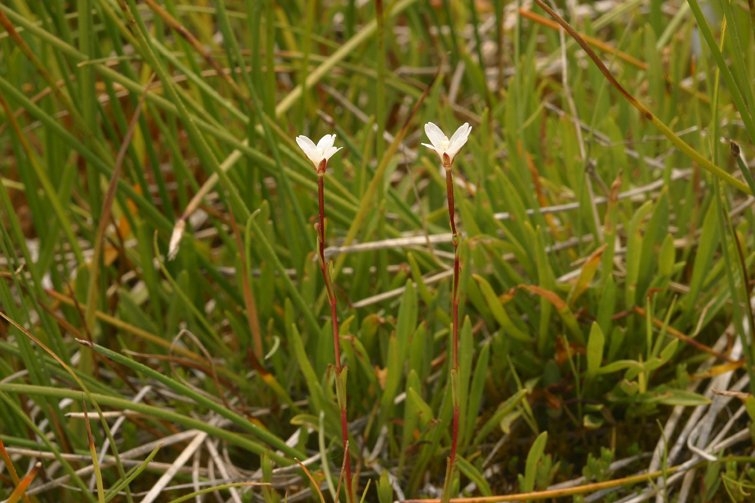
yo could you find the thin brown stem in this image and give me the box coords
[445,164,458,239]
[445,165,460,370]
[316,169,354,502]
[442,159,461,503]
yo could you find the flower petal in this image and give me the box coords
[447,123,471,159]
[323,145,342,160]
[424,122,448,150]
[296,135,318,164]
[317,134,341,162]
[316,134,337,151]
[448,123,471,146]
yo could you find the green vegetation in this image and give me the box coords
[1,1,754,501]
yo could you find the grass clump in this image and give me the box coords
[1,1,754,501]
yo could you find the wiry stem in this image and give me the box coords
[445,162,460,370]
[316,162,354,503]
[441,154,461,503]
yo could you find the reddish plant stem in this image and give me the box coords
[317,175,342,371]
[443,157,461,500]
[445,164,460,371]
[316,166,354,502]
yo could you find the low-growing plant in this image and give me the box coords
[1,1,754,502]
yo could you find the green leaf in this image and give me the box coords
[650,387,711,407]
[464,342,490,448]
[473,274,529,341]
[567,245,606,306]
[520,431,548,493]
[457,455,492,496]
[597,360,642,375]
[625,200,655,306]
[586,322,605,378]
[377,471,393,503]
[474,389,529,445]
[745,395,755,423]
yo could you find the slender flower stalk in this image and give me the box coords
[295,133,354,502]
[422,121,472,502]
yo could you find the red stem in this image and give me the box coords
[317,169,354,502]
[444,160,461,495]
[445,162,458,240]
[446,166,460,370]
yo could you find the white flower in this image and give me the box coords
[295,133,342,171]
[422,122,472,165]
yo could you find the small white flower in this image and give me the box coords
[422,122,472,165]
[295,133,342,171]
